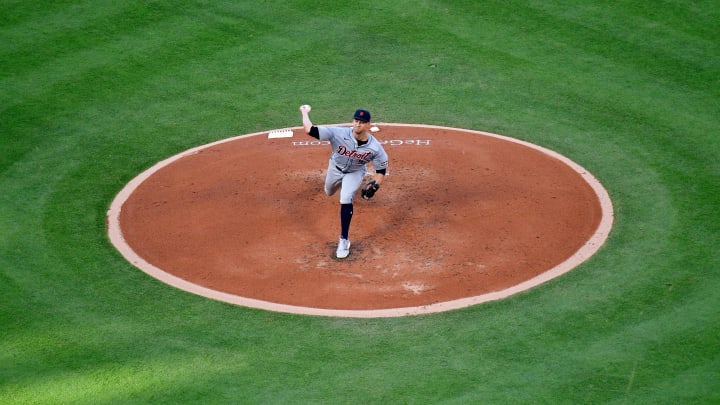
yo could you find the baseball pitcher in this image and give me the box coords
[299,105,389,259]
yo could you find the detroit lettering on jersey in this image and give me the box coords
[336,145,372,161]
[318,126,389,173]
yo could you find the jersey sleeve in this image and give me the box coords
[318,126,341,142]
[373,145,389,170]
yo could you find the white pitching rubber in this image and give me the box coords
[268,129,294,139]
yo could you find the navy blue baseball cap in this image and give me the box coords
[353,109,371,122]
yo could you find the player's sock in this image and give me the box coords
[340,203,353,239]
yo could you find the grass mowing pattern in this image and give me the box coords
[2,1,719,403]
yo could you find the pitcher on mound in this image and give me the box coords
[299,105,389,259]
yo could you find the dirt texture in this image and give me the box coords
[118,124,603,310]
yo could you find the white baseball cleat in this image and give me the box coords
[336,237,351,259]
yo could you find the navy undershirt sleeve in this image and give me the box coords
[376,168,387,175]
[308,126,319,139]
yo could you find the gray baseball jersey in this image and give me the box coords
[318,126,389,173]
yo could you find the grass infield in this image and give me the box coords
[2,1,719,403]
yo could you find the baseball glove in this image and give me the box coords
[361,181,380,200]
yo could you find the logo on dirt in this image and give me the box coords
[293,139,431,147]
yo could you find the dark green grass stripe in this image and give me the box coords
[550,289,720,401]
[447,1,720,93]
[0,0,79,27]
[1,5,266,107]
[0,8,268,172]
[0,2,137,76]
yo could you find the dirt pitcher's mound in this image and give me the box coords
[107,124,613,317]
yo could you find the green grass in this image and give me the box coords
[2,0,719,403]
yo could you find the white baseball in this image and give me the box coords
[300,104,311,112]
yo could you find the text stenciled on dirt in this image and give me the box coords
[292,139,432,147]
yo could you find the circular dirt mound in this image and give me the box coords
[108,124,612,317]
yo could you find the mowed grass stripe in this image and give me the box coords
[1,4,265,172]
